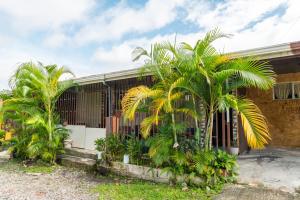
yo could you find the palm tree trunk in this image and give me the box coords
[205,105,214,151]
[48,104,53,142]
[171,112,178,148]
[192,95,201,147]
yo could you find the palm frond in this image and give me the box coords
[121,85,163,120]
[140,116,157,138]
[132,47,149,62]
[236,98,271,149]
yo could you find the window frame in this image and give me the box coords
[273,81,300,100]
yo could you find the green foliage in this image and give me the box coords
[146,128,174,166]
[95,138,106,152]
[126,135,147,165]
[0,129,5,139]
[192,150,237,186]
[95,134,126,162]
[95,134,150,165]
[0,62,75,163]
[94,180,211,200]
[126,28,275,151]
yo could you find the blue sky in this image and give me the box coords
[0,0,299,89]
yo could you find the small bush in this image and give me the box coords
[127,136,149,165]
[95,134,126,162]
[192,150,237,187]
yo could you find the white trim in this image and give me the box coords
[228,42,293,60]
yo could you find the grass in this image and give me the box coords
[94,180,213,200]
[0,159,57,174]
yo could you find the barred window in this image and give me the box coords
[273,82,300,100]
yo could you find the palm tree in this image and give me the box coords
[122,42,201,148]
[2,62,75,163]
[124,28,275,150]
[169,28,276,150]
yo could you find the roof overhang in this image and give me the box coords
[72,41,300,85]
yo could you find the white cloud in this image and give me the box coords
[91,0,300,70]
[0,0,95,31]
[91,32,198,71]
[0,41,93,89]
[43,32,70,48]
[1,0,300,89]
[211,0,300,51]
[185,0,287,32]
[74,0,185,45]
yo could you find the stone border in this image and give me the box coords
[99,161,203,184]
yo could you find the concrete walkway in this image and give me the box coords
[214,184,299,200]
[237,148,300,193]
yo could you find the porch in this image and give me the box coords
[57,75,238,151]
[56,41,300,151]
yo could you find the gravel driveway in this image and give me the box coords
[1,158,299,200]
[0,162,98,200]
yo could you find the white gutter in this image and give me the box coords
[73,41,300,85]
[229,42,294,60]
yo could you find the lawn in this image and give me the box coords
[94,180,215,200]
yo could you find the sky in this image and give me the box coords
[0,0,299,89]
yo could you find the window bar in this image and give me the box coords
[292,82,295,99]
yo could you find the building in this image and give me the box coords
[57,41,300,151]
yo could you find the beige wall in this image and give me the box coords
[246,72,300,148]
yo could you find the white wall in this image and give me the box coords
[66,125,106,150]
[85,128,106,150]
[66,125,86,148]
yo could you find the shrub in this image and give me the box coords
[126,136,148,165]
[192,150,237,187]
[95,134,126,162]
[95,138,105,152]
[96,134,151,165]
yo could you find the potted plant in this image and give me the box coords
[229,135,239,155]
[123,153,129,164]
[95,138,106,160]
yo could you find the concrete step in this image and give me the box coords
[60,155,96,170]
[64,147,98,160]
[0,150,11,160]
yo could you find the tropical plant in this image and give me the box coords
[0,62,75,163]
[192,150,237,186]
[95,138,106,152]
[122,43,202,148]
[126,135,146,165]
[129,28,275,150]
[95,134,127,162]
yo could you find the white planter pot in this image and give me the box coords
[123,154,129,164]
[97,151,103,160]
[229,147,239,155]
[64,139,73,148]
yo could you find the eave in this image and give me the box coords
[72,41,300,85]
